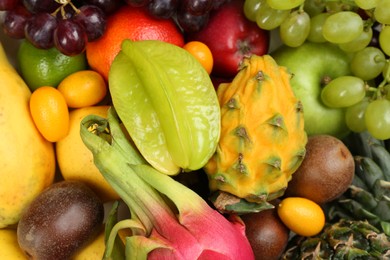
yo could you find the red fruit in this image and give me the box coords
[186,0,270,78]
[86,5,184,81]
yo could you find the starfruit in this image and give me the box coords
[108,40,220,175]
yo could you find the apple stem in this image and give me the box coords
[321,75,333,86]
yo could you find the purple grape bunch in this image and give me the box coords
[0,0,116,56]
[0,0,228,55]
[125,0,228,33]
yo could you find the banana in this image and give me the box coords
[0,41,56,228]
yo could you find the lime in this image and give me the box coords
[17,40,87,91]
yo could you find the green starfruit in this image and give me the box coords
[108,39,220,175]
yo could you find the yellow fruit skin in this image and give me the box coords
[0,229,28,259]
[56,106,120,202]
[73,229,105,260]
[277,197,325,237]
[205,55,307,203]
[0,42,56,228]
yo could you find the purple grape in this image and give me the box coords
[2,4,31,39]
[0,0,20,11]
[22,0,61,13]
[181,0,213,16]
[148,0,178,19]
[82,0,123,14]
[124,0,150,7]
[54,19,87,56]
[54,4,77,20]
[176,11,209,33]
[211,0,227,10]
[73,5,106,41]
[25,12,57,49]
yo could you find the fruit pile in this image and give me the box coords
[1,0,390,259]
[244,0,390,140]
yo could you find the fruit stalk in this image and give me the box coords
[80,108,254,259]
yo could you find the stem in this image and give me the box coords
[105,219,145,258]
[80,110,177,234]
[374,59,390,99]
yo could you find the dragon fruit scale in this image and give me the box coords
[204,54,308,213]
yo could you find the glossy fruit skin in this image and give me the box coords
[272,42,352,138]
[17,39,87,91]
[29,86,70,142]
[17,181,104,260]
[277,197,325,237]
[109,40,220,175]
[285,135,355,204]
[241,207,290,260]
[183,40,213,74]
[57,70,107,108]
[85,5,184,81]
[186,0,269,78]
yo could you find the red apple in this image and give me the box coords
[186,0,270,78]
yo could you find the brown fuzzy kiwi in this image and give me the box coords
[284,134,354,205]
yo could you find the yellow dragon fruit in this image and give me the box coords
[204,54,308,213]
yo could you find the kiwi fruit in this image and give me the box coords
[284,134,354,204]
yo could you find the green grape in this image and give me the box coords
[266,0,304,10]
[374,0,390,24]
[307,13,330,43]
[304,0,326,17]
[321,76,366,108]
[255,2,290,30]
[351,47,386,81]
[365,99,390,140]
[354,0,378,10]
[279,11,311,47]
[338,26,373,52]
[322,11,364,44]
[345,98,369,132]
[325,2,357,12]
[385,84,390,100]
[379,25,390,56]
[383,62,390,82]
[244,0,264,22]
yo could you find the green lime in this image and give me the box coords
[17,40,87,91]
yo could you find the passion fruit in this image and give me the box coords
[241,207,290,260]
[17,181,104,260]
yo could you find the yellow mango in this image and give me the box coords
[0,42,56,228]
[73,229,105,260]
[0,229,27,259]
[56,106,120,202]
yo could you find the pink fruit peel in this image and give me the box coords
[80,108,255,260]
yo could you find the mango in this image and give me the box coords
[56,106,120,202]
[0,42,56,228]
[73,229,105,260]
[0,229,27,259]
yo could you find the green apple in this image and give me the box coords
[271,42,352,138]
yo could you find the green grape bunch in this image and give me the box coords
[243,0,390,140]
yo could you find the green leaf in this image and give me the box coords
[103,201,125,260]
